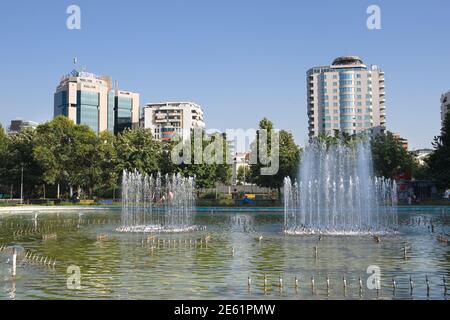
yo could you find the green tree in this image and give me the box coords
[0,124,6,152]
[2,128,44,198]
[70,124,103,196]
[250,118,302,196]
[33,116,99,198]
[168,130,232,189]
[0,124,7,191]
[427,112,450,189]
[371,131,415,179]
[115,128,161,176]
[96,131,119,196]
[237,165,251,185]
[213,132,232,185]
[411,160,430,181]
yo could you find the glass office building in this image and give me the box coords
[114,95,133,134]
[54,70,139,134]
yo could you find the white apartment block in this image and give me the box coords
[307,56,386,138]
[143,102,205,141]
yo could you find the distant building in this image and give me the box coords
[143,102,205,141]
[393,133,409,151]
[441,90,450,128]
[307,56,386,138]
[232,152,251,185]
[54,69,139,134]
[411,148,433,166]
[8,119,39,134]
[113,90,141,134]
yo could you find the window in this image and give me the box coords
[340,80,354,85]
[340,73,354,79]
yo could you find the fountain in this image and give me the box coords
[116,170,198,233]
[284,140,398,235]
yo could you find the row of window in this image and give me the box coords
[322,101,372,107]
[77,104,99,133]
[322,94,373,100]
[78,91,100,106]
[324,122,373,129]
[323,108,373,114]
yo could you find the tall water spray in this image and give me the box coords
[284,140,398,235]
[117,170,198,233]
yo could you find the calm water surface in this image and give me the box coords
[0,207,449,300]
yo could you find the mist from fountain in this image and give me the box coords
[284,140,398,235]
[117,170,198,233]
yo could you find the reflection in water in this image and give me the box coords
[0,208,448,300]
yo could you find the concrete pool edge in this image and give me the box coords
[0,205,448,214]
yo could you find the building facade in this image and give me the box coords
[307,56,386,138]
[113,90,140,134]
[8,119,39,134]
[393,133,409,151]
[54,70,139,134]
[441,90,450,128]
[231,152,251,186]
[143,102,205,141]
[411,148,433,166]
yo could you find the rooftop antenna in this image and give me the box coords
[73,57,79,71]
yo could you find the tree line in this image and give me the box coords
[0,116,233,200]
[0,116,302,200]
[0,114,448,201]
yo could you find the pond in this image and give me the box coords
[0,207,449,300]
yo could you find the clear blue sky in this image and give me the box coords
[0,0,449,150]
